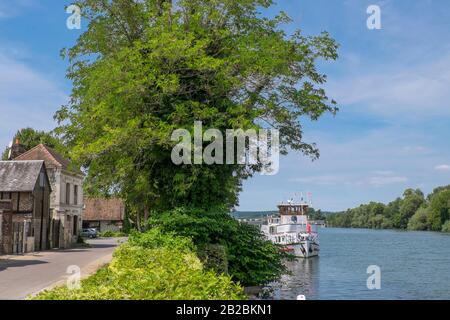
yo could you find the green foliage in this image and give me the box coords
[369,214,393,230]
[76,236,87,245]
[2,128,66,160]
[33,229,245,300]
[407,208,430,231]
[99,230,126,238]
[328,202,391,229]
[308,208,326,220]
[122,204,133,233]
[128,227,195,253]
[226,221,291,286]
[197,243,229,275]
[442,220,450,233]
[393,189,424,229]
[383,197,402,219]
[55,0,339,215]
[427,189,450,231]
[427,185,450,201]
[43,0,339,293]
[328,186,450,233]
[148,207,289,286]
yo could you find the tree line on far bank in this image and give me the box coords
[326,186,450,233]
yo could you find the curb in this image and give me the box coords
[27,253,114,299]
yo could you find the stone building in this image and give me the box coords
[0,160,52,254]
[0,200,13,254]
[83,198,125,232]
[14,144,84,248]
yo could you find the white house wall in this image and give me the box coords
[47,167,84,248]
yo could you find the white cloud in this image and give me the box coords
[290,172,408,188]
[289,175,342,186]
[434,164,450,172]
[368,175,408,187]
[400,146,430,155]
[327,55,450,117]
[0,52,67,149]
[371,170,395,176]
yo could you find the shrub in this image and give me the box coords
[99,230,126,238]
[442,220,450,233]
[33,229,244,300]
[148,207,289,286]
[197,244,229,275]
[128,228,194,253]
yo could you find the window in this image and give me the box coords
[73,215,78,236]
[0,192,11,200]
[66,183,71,204]
[39,172,45,187]
[16,192,20,212]
[74,185,78,206]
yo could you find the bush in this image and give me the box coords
[128,228,194,253]
[442,220,450,233]
[33,229,244,300]
[197,244,229,275]
[77,236,86,244]
[148,207,289,286]
[99,230,126,238]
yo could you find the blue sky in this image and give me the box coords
[1,0,450,211]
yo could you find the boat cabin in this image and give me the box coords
[277,203,309,226]
[278,203,309,215]
[264,202,318,235]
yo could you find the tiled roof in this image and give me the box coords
[83,198,125,221]
[14,144,83,175]
[0,160,45,192]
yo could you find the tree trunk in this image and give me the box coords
[143,205,150,230]
[136,209,142,232]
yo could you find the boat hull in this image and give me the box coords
[286,240,319,258]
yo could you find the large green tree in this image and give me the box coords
[427,185,450,201]
[56,0,339,218]
[2,128,66,160]
[393,189,424,229]
[427,189,450,231]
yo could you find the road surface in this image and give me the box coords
[0,238,125,300]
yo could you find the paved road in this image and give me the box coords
[0,238,125,300]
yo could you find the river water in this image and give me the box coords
[269,228,450,300]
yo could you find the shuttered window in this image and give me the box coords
[74,185,78,205]
[66,183,71,204]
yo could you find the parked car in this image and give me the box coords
[81,228,98,238]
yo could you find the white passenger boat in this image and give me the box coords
[261,200,319,258]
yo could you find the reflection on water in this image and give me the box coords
[271,258,320,300]
[266,228,450,300]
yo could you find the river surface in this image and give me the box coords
[269,228,450,300]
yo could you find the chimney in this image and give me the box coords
[9,138,27,160]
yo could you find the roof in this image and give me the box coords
[14,144,83,176]
[83,198,125,221]
[0,160,46,192]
